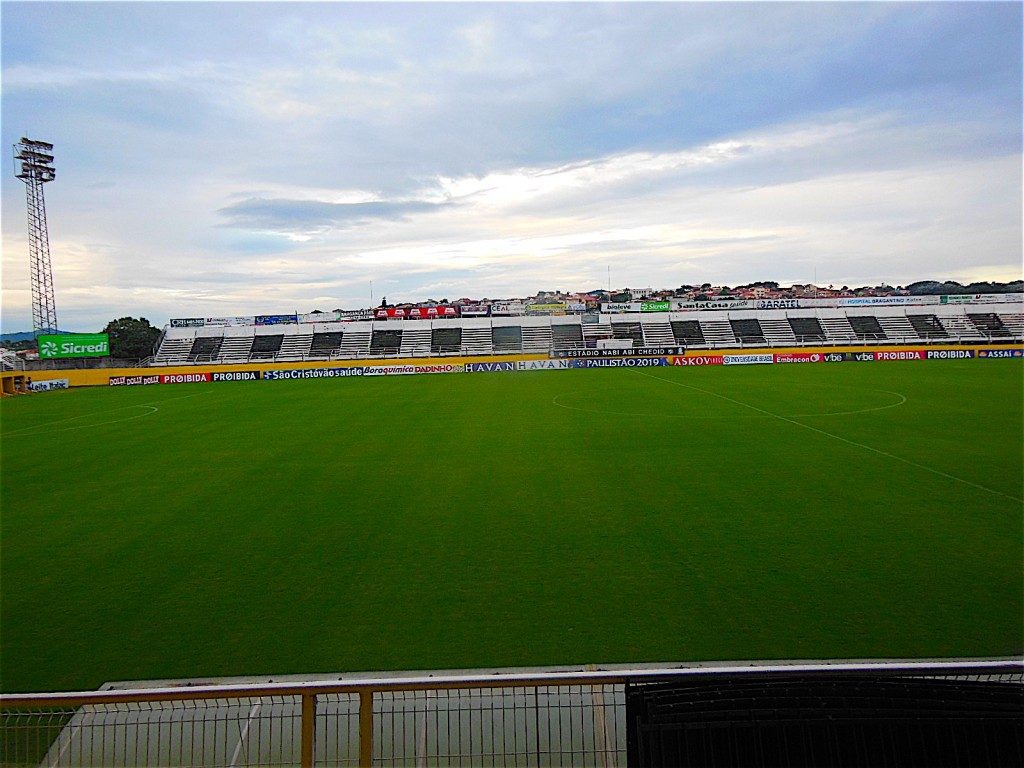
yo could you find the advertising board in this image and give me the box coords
[723,354,774,365]
[299,312,340,324]
[38,333,110,359]
[640,301,670,312]
[458,304,491,317]
[526,303,567,314]
[364,363,464,375]
[517,359,572,371]
[977,348,1023,358]
[925,350,974,360]
[671,355,724,366]
[572,357,668,367]
[774,352,823,363]
[671,300,752,311]
[838,296,934,307]
[211,371,262,381]
[264,367,364,380]
[874,350,926,361]
[159,372,212,384]
[756,299,802,310]
[337,309,374,321]
[28,378,70,391]
[171,318,205,328]
[465,361,516,372]
[490,302,526,315]
[566,302,588,312]
[255,314,298,325]
[940,293,1023,305]
[601,302,636,313]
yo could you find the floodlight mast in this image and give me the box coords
[13,137,59,337]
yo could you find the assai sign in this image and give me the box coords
[38,333,110,359]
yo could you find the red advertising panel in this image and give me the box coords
[160,372,212,384]
[874,350,927,361]
[374,308,407,319]
[774,352,823,363]
[671,355,724,366]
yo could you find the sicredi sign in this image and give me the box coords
[38,333,110,359]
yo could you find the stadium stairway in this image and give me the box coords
[153,337,192,365]
[338,328,371,357]
[460,327,494,355]
[249,334,284,360]
[966,313,1011,338]
[217,336,255,362]
[876,315,919,342]
[935,314,981,340]
[491,325,523,353]
[188,336,223,362]
[698,319,736,347]
[277,333,313,360]
[759,318,797,345]
[641,319,675,346]
[994,313,1023,339]
[819,316,858,342]
[552,324,584,350]
[521,325,553,353]
[787,316,826,343]
[430,327,461,354]
[370,328,403,356]
[907,314,949,339]
[670,319,705,346]
[399,326,431,356]
[846,315,887,340]
[729,318,767,345]
[309,332,343,358]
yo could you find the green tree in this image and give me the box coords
[101,317,161,359]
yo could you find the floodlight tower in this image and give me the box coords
[13,137,59,336]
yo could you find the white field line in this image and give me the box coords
[550,388,906,420]
[634,369,1023,504]
[2,391,210,438]
[228,702,261,768]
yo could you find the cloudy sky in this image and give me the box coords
[2,2,1021,332]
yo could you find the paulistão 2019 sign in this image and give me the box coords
[38,333,110,359]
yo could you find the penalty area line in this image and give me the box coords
[634,369,1023,505]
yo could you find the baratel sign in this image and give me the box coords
[38,333,110,359]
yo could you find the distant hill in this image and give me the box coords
[0,330,72,343]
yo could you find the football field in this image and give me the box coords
[1,360,1021,692]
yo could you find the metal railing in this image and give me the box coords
[2,660,1019,767]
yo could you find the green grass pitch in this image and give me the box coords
[1,360,1021,692]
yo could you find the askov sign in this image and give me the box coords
[38,333,110,359]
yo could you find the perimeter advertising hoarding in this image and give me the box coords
[925,350,974,360]
[640,301,670,312]
[160,372,212,384]
[672,355,724,366]
[364,363,465,375]
[458,304,491,317]
[38,333,110,359]
[517,359,572,371]
[774,352,823,363]
[299,312,340,324]
[337,309,375,321]
[874,350,927,361]
[572,357,668,368]
[170,318,205,328]
[264,367,364,380]
[977,348,1023,358]
[28,378,70,391]
[211,371,262,381]
[722,354,774,365]
[108,375,160,386]
[465,361,516,372]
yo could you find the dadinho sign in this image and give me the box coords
[38,333,110,359]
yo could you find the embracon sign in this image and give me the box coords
[37,333,110,359]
